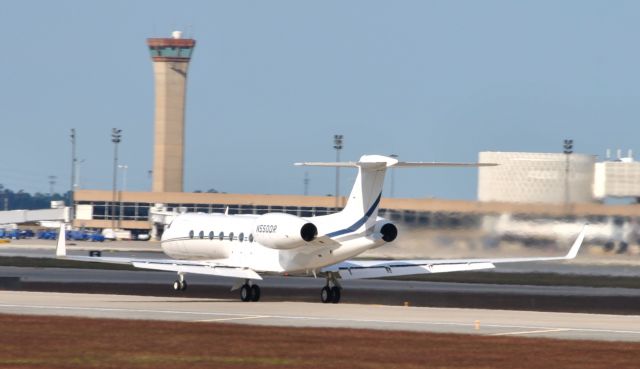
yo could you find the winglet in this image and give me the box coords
[564,224,588,259]
[55,223,66,257]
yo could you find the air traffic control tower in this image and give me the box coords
[147,31,196,192]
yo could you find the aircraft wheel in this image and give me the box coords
[321,286,333,303]
[250,285,261,302]
[180,280,188,291]
[330,286,341,304]
[240,284,252,302]
[172,280,181,291]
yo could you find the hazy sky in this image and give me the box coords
[1,1,639,199]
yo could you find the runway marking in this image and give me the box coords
[0,302,640,338]
[491,328,571,336]
[197,315,267,322]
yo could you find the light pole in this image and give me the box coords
[333,134,343,211]
[74,159,85,190]
[118,164,128,228]
[70,129,76,208]
[48,175,57,197]
[303,171,309,196]
[563,139,573,208]
[389,153,398,197]
[111,128,122,231]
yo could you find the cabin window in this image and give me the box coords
[249,233,254,243]
[218,232,224,241]
[208,231,214,240]
[229,232,234,241]
[199,231,204,239]
[189,230,194,239]
[239,232,244,242]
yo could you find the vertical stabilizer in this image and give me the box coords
[338,156,395,231]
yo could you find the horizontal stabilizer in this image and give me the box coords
[295,154,496,168]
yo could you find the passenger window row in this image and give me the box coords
[188,230,253,242]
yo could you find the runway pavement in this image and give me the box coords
[0,290,639,342]
[2,266,640,314]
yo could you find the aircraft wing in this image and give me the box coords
[63,255,263,280]
[326,225,587,280]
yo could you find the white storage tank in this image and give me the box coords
[478,151,596,204]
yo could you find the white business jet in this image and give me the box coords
[55,155,587,303]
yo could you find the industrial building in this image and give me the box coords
[478,151,640,204]
[478,151,596,204]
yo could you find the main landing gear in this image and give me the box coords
[172,273,187,292]
[321,272,341,304]
[240,281,261,302]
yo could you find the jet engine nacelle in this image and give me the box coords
[374,220,398,242]
[253,213,318,249]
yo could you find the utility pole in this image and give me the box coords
[563,139,573,209]
[111,128,122,231]
[333,134,343,211]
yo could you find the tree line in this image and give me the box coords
[0,184,69,210]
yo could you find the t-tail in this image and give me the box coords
[295,154,496,235]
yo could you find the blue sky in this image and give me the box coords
[1,1,639,199]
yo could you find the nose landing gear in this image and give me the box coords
[172,273,187,291]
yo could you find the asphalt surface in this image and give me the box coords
[2,266,640,314]
[1,291,639,342]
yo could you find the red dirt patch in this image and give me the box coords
[0,314,638,369]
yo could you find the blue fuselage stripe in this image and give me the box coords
[326,192,382,238]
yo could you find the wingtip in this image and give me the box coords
[565,224,588,259]
[55,222,66,257]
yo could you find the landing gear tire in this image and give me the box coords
[330,286,341,303]
[250,285,261,302]
[173,280,187,291]
[321,286,333,303]
[240,284,252,302]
